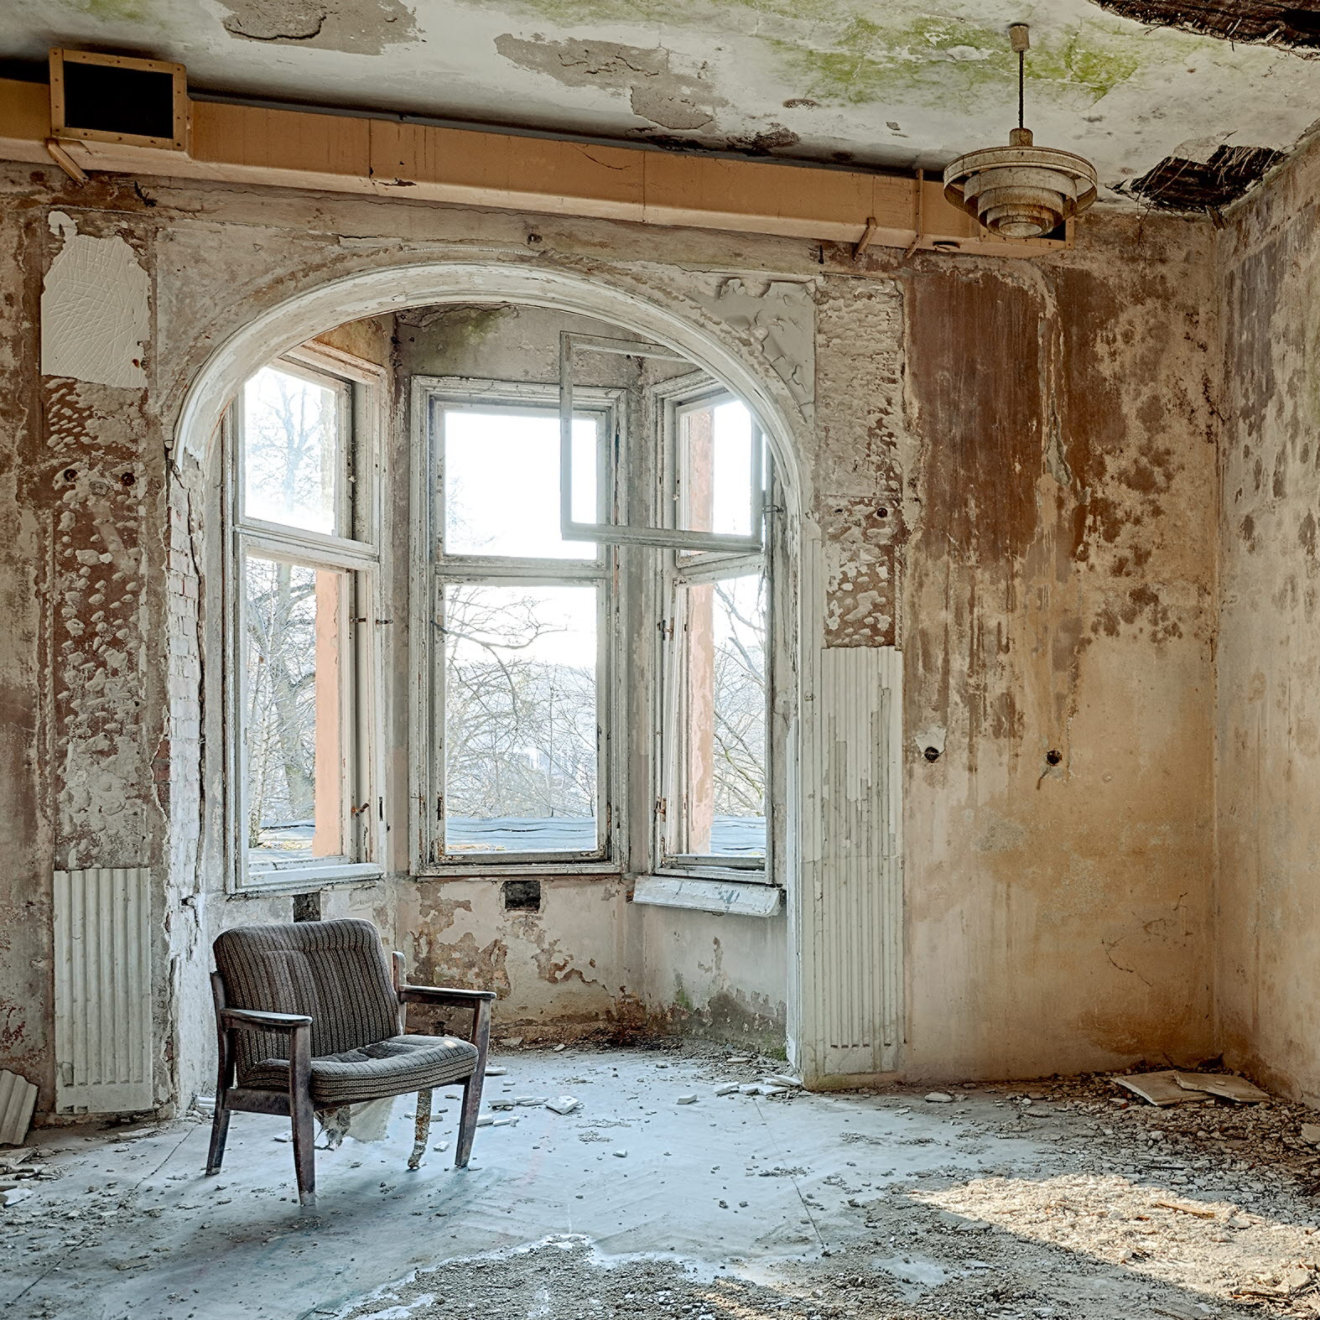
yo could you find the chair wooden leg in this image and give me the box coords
[205,1102,231,1175]
[455,999,492,1169]
[207,971,232,1176]
[407,1088,433,1171]
[289,1024,316,1206]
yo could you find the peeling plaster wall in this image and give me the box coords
[0,195,171,1114]
[0,161,1223,1113]
[895,216,1220,1079]
[1216,133,1320,1106]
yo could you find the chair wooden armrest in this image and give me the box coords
[220,1007,313,1032]
[397,986,497,1006]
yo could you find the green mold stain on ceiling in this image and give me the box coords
[482,1,1147,114]
[775,16,1143,109]
[61,0,155,20]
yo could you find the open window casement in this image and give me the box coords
[560,332,766,553]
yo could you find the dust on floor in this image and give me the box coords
[4,1046,1320,1320]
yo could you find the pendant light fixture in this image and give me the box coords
[943,23,1098,239]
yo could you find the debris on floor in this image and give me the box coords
[1175,1071,1271,1104]
[1115,1069,1272,1107]
[0,1068,37,1146]
[8,1046,1320,1320]
[1113,1070,1205,1106]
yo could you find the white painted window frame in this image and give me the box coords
[224,344,388,893]
[411,376,625,875]
[559,332,764,554]
[649,374,775,885]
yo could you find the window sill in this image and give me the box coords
[631,875,783,918]
[410,861,622,880]
[235,863,385,894]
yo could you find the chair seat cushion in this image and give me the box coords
[242,1034,479,1106]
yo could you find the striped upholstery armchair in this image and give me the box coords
[205,919,494,1205]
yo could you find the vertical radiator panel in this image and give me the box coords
[53,867,153,1113]
[802,647,904,1077]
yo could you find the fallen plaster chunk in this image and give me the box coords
[546,1096,579,1115]
[676,1094,697,1105]
[1111,1071,1205,1107]
[476,1116,494,1127]
[553,1044,566,1052]
[2,1186,32,1207]
[713,1084,740,1097]
[485,1067,507,1077]
[1174,1071,1271,1104]
[501,1037,524,1048]
[612,1149,628,1158]
[515,1096,548,1106]
[0,1071,38,1146]
[1301,1123,1320,1145]
[924,1092,955,1104]
[491,1117,517,1128]
[727,1056,753,1065]
[432,1140,450,1152]
[763,1074,803,1089]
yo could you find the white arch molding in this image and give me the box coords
[171,256,827,1073]
[174,261,809,516]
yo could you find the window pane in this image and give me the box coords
[677,399,757,539]
[442,408,598,559]
[676,572,767,858]
[443,584,598,854]
[242,366,345,536]
[243,555,348,867]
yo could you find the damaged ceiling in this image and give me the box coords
[5,0,1320,211]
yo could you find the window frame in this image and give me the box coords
[410,376,625,875]
[559,332,765,554]
[651,376,774,885]
[224,344,387,893]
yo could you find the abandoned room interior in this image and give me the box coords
[11,1,1320,1317]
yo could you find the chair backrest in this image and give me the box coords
[213,919,399,1078]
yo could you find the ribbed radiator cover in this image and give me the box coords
[796,645,905,1079]
[52,867,153,1113]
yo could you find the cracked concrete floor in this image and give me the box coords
[3,1047,1320,1319]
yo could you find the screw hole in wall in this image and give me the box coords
[923,745,941,763]
[1045,749,1063,766]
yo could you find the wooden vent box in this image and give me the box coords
[50,48,188,152]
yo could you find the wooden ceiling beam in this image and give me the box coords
[0,77,1067,257]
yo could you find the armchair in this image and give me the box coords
[205,918,494,1205]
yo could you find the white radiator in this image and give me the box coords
[798,646,905,1078]
[53,867,153,1113]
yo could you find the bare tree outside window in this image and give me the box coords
[442,583,598,853]
[430,402,606,858]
